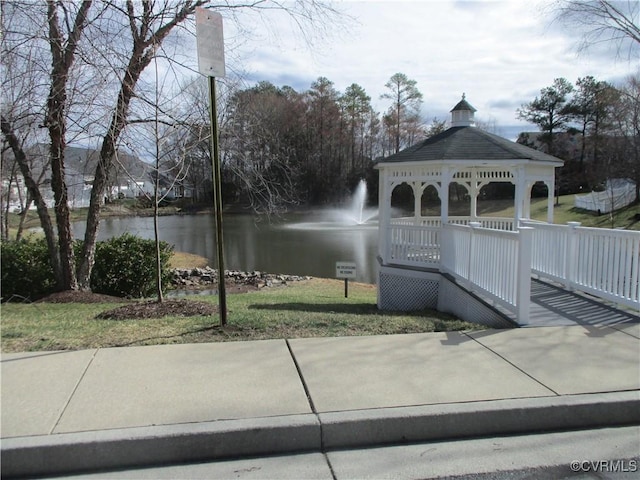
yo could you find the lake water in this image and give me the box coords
[73,212,379,283]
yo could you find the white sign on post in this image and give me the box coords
[196,7,225,77]
[336,262,357,279]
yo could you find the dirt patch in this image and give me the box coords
[96,299,218,320]
[34,284,252,321]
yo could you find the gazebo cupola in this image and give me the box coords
[450,93,476,127]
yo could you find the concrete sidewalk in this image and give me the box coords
[2,323,639,478]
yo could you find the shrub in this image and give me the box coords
[1,236,56,301]
[91,233,174,298]
[1,233,173,300]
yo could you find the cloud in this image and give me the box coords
[223,0,637,129]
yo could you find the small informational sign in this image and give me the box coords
[336,262,356,298]
[336,261,357,279]
[196,7,226,77]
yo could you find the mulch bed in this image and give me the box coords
[32,276,270,320]
[38,288,224,320]
[35,291,219,320]
[36,291,125,303]
[96,299,218,320]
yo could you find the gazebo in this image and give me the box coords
[374,95,564,322]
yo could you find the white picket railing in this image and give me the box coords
[522,221,640,310]
[390,216,515,230]
[440,223,532,322]
[387,225,441,267]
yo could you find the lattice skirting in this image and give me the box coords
[378,266,515,328]
[378,266,439,311]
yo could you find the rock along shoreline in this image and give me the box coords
[171,267,312,290]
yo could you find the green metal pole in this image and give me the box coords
[208,76,227,326]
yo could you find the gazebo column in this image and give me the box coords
[522,181,534,219]
[413,181,422,225]
[469,173,483,222]
[545,179,555,223]
[378,175,392,264]
[513,167,525,228]
[470,186,478,222]
[440,167,453,226]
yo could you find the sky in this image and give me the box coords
[223,0,638,140]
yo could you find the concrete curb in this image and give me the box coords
[320,391,640,449]
[2,392,639,478]
[1,414,320,479]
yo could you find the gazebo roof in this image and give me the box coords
[378,126,563,165]
[450,96,477,113]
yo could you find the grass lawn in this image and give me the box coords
[476,195,639,230]
[0,278,480,353]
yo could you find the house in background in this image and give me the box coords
[2,144,152,212]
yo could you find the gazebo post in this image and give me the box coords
[413,181,422,225]
[514,168,524,228]
[440,167,452,226]
[523,181,534,219]
[378,175,391,264]
[469,173,479,222]
[546,179,555,223]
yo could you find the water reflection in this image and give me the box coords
[73,212,379,283]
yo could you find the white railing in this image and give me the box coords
[387,225,441,267]
[476,217,515,231]
[441,223,532,323]
[522,221,640,310]
[384,218,639,319]
[385,218,515,270]
[390,216,514,230]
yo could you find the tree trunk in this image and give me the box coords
[43,0,93,290]
[153,170,163,303]
[48,118,78,290]
[76,130,114,290]
[1,115,63,288]
[16,197,32,241]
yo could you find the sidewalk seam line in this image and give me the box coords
[284,339,334,478]
[49,348,99,435]
[323,451,338,480]
[285,339,317,414]
[463,332,560,396]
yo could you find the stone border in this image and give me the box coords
[171,268,312,290]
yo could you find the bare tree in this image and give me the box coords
[552,0,639,59]
[2,0,346,293]
[611,73,640,202]
[224,81,303,214]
